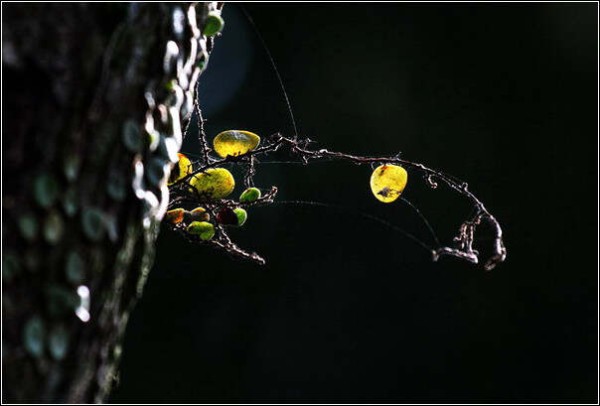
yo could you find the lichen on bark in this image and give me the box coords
[2,2,222,403]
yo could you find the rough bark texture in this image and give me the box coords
[2,2,221,403]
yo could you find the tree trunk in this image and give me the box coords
[2,2,222,402]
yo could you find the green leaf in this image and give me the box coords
[122,120,142,153]
[65,251,85,285]
[24,316,45,357]
[204,13,224,37]
[18,213,38,242]
[62,187,78,217]
[233,208,247,226]
[106,171,127,202]
[104,213,119,243]
[147,130,160,152]
[48,325,69,361]
[196,55,208,71]
[44,210,64,245]
[186,221,215,241]
[81,208,105,242]
[165,79,177,92]
[239,187,261,203]
[63,155,80,182]
[34,174,59,209]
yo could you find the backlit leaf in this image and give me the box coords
[186,221,215,241]
[165,208,185,224]
[189,168,235,200]
[370,164,408,203]
[213,130,260,158]
[239,187,261,203]
[168,153,193,185]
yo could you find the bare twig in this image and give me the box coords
[167,130,506,271]
[194,100,212,165]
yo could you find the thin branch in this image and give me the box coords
[194,100,211,165]
[168,131,506,271]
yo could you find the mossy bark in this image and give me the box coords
[2,2,221,403]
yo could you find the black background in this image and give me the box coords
[110,3,597,403]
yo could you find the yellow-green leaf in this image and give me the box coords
[213,130,260,158]
[189,168,235,200]
[186,221,215,241]
[204,13,224,37]
[370,164,408,203]
[239,187,261,203]
[233,208,247,226]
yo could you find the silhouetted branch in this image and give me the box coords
[169,132,506,270]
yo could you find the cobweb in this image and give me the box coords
[165,7,507,271]
[167,103,506,270]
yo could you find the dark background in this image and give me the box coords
[110,3,597,403]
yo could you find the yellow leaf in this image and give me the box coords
[213,130,260,158]
[370,164,408,203]
[168,153,193,185]
[189,168,235,200]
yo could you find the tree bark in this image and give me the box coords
[2,2,222,402]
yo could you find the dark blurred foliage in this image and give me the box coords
[110,3,597,403]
